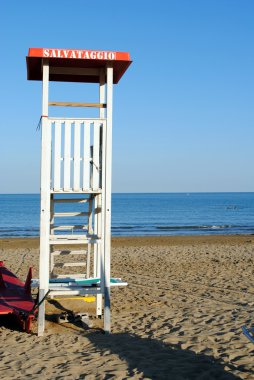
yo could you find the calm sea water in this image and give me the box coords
[0,193,253,237]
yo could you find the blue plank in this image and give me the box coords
[242,325,254,343]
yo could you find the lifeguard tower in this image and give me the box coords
[26,47,132,336]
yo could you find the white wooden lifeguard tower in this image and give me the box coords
[26,47,132,336]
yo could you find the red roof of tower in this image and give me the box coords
[26,48,132,84]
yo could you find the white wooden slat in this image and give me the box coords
[54,262,86,267]
[49,101,106,108]
[53,198,88,203]
[92,122,100,190]
[49,238,99,245]
[52,250,87,256]
[49,289,101,296]
[48,117,103,121]
[54,212,89,217]
[51,189,101,194]
[52,225,88,231]
[54,121,62,190]
[54,273,89,279]
[73,121,81,191]
[80,120,90,191]
[83,121,90,190]
[64,121,71,191]
[50,234,98,240]
[86,244,91,278]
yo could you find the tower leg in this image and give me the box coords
[38,289,46,336]
[104,287,111,333]
[103,65,113,334]
[38,60,50,337]
[96,294,102,317]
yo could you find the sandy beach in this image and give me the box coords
[0,235,254,379]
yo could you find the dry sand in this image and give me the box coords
[0,235,254,379]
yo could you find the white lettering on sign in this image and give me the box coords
[43,49,116,60]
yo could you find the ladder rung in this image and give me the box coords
[49,101,106,108]
[51,225,88,231]
[52,273,87,279]
[53,198,92,204]
[52,250,87,256]
[50,234,98,239]
[53,262,86,268]
[49,235,100,244]
[54,212,89,217]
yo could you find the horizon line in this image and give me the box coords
[0,191,254,195]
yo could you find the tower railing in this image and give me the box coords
[48,118,106,193]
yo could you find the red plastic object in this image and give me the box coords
[0,262,35,332]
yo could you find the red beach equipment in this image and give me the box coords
[0,262,35,332]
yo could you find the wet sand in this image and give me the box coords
[0,235,254,379]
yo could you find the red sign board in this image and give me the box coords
[28,48,130,62]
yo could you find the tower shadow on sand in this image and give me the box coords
[86,332,242,380]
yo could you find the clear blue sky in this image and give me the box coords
[0,0,253,193]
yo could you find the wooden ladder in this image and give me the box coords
[49,194,97,280]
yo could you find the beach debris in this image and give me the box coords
[55,311,93,328]
[78,313,93,328]
[242,325,254,343]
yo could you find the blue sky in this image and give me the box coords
[0,0,253,193]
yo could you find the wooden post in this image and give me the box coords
[96,68,106,317]
[104,65,113,333]
[38,60,50,336]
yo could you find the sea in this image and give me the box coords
[0,193,253,238]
